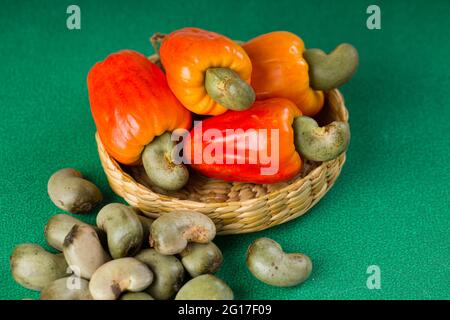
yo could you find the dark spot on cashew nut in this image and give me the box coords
[62,226,77,247]
[111,282,122,298]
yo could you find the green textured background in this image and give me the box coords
[0,0,448,300]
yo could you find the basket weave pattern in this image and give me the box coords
[96,89,349,235]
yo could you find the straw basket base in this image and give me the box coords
[96,89,349,235]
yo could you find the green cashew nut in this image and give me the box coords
[96,203,144,259]
[175,274,233,300]
[120,292,154,300]
[303,43,359,91]
[40,277,93,300]
[180,242,223,277]
[63,225,111,279]
[205,68,255,111]
[47,168,102,214]
[142,132,189,191]
[246,238,312,287]
[10,244,68,291]
[135,249,184,300]
[293,116,350,162]
[44,214,105,251]
[89,258,153,300]
[150,211,216,255]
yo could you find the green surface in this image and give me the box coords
[0,0,449,300]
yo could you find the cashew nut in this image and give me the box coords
[180,242,223,277]
[175,274,233,300]
[246,238,312,287]
[10,244,68,290]
[120,292,154,300]
[47,168,102,213]
[205,68,255,111]
[150,211,216,255]
[294,116,350,161]
[142,132,189,191]
[96,203,144,259]
[135,248,184,300]
[89,258,153,300]
[63,224,110,279]
[40,277,92,300]
[304,43,359,91]
[44,214,105,251]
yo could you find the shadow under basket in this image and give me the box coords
[96,89,349,235]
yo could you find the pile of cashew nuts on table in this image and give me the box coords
[10,168,313,300]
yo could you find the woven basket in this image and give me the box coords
[96,78,349,235]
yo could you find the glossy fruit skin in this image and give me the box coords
[160,27,253,116]
[87,50,192,165]
[243,31,324,116]
[183,98,303,184]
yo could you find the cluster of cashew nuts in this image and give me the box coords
[11,168,314,300]
[11,170,231,300]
